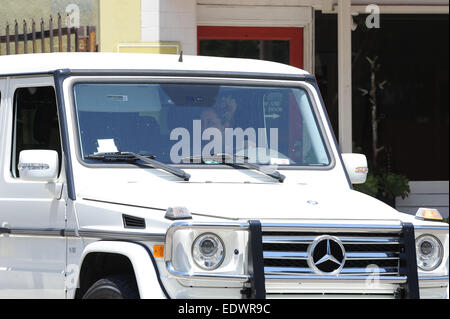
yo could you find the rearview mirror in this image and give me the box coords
[18,150,59,182]
[341,153,368,184]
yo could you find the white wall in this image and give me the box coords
[141,0,197,55]
[396,182,449,218]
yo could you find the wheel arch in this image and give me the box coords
[73,241,166,299]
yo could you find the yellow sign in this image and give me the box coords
[115,42,181,54]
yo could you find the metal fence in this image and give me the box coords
[0,13,97,55]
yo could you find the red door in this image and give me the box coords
[198,26,303,69]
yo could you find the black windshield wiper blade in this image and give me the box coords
[85,152,191,181]
[183,153,285,183]
[85,152,156,161]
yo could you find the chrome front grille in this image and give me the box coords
[262,231,403,277]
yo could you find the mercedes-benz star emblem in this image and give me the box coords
[307,235,346,275]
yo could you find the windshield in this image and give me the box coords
[73,82,330,167]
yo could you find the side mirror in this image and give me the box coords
[18,150,59,182]
[341,153,368,184]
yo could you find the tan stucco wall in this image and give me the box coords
[98,0,141,52]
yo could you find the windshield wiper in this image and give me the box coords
[182,153,285,183]
[85,152,191,181]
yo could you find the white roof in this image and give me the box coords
[0,52,309,76]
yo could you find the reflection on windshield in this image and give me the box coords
[73,83,330,167]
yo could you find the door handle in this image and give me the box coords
[0,222,11,235]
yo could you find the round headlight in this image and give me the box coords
[416,234,443,271]
[192,233,225,270]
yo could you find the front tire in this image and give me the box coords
[82,275,139,299]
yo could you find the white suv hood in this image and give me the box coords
[78,180,409,222]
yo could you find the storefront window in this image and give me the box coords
[200,40,289,65]
[352,14,449,181]
[316,13,448,181]
[198,26,303,69]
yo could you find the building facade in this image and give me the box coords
[1,0,449,217]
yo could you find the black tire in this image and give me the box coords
[82,275,139,299]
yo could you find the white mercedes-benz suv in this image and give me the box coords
[0,53,448,299]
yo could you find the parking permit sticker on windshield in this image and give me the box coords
[107,95,128,102]
[96,139,119,153]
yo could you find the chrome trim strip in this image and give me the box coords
[345,252,400,260]
[8,228,64,237]
[263,251,309,260]
[265,274,407,284]
[263,251,399,261]
[263,236,314,244]
[414,225,449,233]
[1,227,165,242]
[65,230,79,237]
[78,229,165,242]
[261,223,403,233]
[265,267,312,275]
[418,276,449,282]
[340,267,399,275]
[264,266,400,276]
[263,236,401,244]
[165,261,250,282]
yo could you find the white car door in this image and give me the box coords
[0,77,66,298]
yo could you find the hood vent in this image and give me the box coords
[122,214,146,229]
